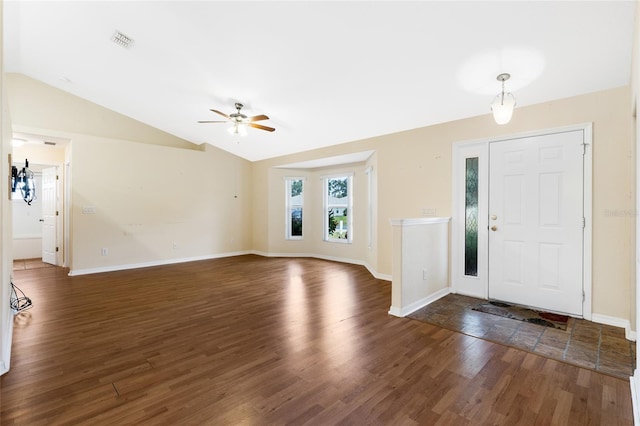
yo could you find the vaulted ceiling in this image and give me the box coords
[3,1,636,161]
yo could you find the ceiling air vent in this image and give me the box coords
[44,141,56,146]
[111,31,133,48]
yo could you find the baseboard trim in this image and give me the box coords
[388,287,451,317]
[451,288,486,300]
[250,251,391,282]
[591,313,636,341]
[67,251,392,282]
[363,263,392,282]
[68,251,253,276]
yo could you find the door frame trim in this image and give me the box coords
[451,123,592,320]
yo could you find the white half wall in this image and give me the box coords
[388,217,451,317]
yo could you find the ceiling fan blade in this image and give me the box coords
[197,120,227,123]
[249,123,276,132]
[249,114,269,122]
[210,109,230,119]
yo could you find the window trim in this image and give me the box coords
[365,166,373,249]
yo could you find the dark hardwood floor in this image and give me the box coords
[1,255,634,424]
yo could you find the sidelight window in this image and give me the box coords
[465,157,479,276]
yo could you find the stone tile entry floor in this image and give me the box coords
[408,294,636,380]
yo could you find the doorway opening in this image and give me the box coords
[11,132,70,268]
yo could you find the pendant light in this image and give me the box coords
[491,73,516,125]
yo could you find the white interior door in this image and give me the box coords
[41,166,58,265]
[488,131,584,316]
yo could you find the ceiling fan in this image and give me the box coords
[198,102,275,135]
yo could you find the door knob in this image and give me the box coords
[491,226,498,231]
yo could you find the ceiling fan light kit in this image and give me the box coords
[228,123,248,136]
[491,73,516,125]
[198,102,275,135]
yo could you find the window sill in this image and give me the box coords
[323,238,352,244]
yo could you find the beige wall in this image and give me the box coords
[632,17,638,332]
[70,137,252,272]
[6,75,253,274]
[254,86,634,321]
[6,74,196,151]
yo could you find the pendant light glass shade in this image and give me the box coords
[491,73,516,125]
[228,122,248,136]
[491,91,516,125]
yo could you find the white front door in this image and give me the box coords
[41,166,58,265]
[488,130,584,316]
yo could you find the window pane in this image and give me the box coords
[465,157,479,276]
[290,193,303,206]
[290,179,303,198]
[286,178,304,239]
[324,175,352,243]
[328,207,348,239]
[290,208,302,237]
[328,177,348,200]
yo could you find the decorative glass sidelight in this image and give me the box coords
[465,157,479,276]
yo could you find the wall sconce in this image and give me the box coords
[491,73,516,125]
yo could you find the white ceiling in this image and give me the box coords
[3,1,636,162]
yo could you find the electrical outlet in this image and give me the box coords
[172,242,178,250]
[101,248,108,256]
[422,269,428,280]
